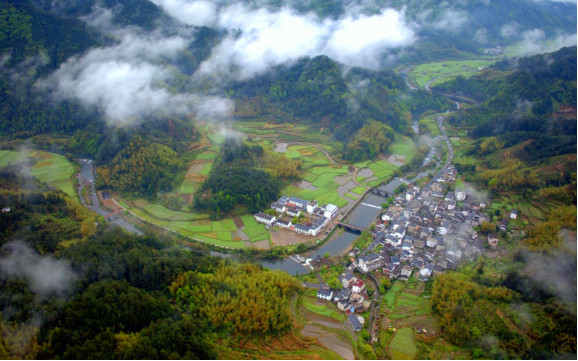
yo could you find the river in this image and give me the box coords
[75,113,448,275]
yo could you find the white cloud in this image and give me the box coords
[152,1,415,79]
[474,28,489,44]
[0,241,78,295]
[431,9,469,31]
[323,9,415,68]
[198,4,327,79]
[500,22,520,38]
[37,29,233,125]
[152,0,218,26]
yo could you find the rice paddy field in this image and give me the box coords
[302,296,345,322]
[231,121,341,151]
[409,59,495,89]
[0,149,77,198]
[126,122,419,248]
[389,328,417,360]
[122,199,270,248]
[389,135,416,162]
[379,278,453,360]
[282,164,350,208]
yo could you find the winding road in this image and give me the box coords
[77,159,143,235]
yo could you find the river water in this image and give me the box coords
[252,192,389,275]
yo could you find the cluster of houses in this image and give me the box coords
[351,165,513,282]
[316,271,371,332]
[254,196,339,237]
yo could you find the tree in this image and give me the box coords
[328,277,342,289]
[480,221,496,234]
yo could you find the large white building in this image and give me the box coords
[323,204,339,219]
[254,212,276,225]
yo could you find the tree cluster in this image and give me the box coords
[342,120,395,161]
[194,139,283,218]
[106,135,182,198]
[172,262,301,336]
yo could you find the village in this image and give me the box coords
[250,112,519,335]
[307,163,518,333]
[254,196,339,237]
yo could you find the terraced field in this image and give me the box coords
[0,150,77,198]
[123,199,269,248]
[389,327,417,359]
[410,59,495,89]
[282,164,350,207]
[380,279,443,359]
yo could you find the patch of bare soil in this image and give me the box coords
[251,239,270,249]
[274,142,289,152]
[302,325,355,360]
[357,168,373,178]
[180,193,193,204]
[233,217,245,228]
[187,161,208,176]
[271,228,313,247]
[297,180,318,190]
[387,154,406,166]
[237,229,250,241]
[238,331,324,359]
[334,174,353,185]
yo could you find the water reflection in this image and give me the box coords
[348,193,388,229]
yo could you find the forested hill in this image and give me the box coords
[376,0,577,62]
[434,46,576,205]
[436,46,577,157]
[0,171,305,359]
[228,55,449,140]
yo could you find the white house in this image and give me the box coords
[254,212,276,225]
[288,197,308,208]
[271,202,286,213]
[340,273,355,288]
[358,253,382,272]
[306,200,318,214]
[294,224,310,235]
[426,237,438,248]
[323,204,339,219]
[351,279,365,294]
[400,265,412,279]
[455,188,466,201]
[317,288,333,301]
[275,219,292,229]
[509,209,518,219]
[381,212,394,222]
[286,206,301,217]
[436,225,448,235]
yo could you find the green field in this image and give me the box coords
[124,199,270,247]
[389,327,417,359]
[384,284,403,310]
[410,59,495,89]
[302,297,345,322]
[389,135,416,162]
[282,164,350,207]
[0,150,77,198]
[284,145,330,170]
[354,160,398,186]
[418,116,442,136]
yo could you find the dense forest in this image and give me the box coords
[228,55,450,142]
[435,47,577,197]
[103,135,183,198]
[194,139,296,218]
[0,171,303,359]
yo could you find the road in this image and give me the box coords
[77,159,143,235]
